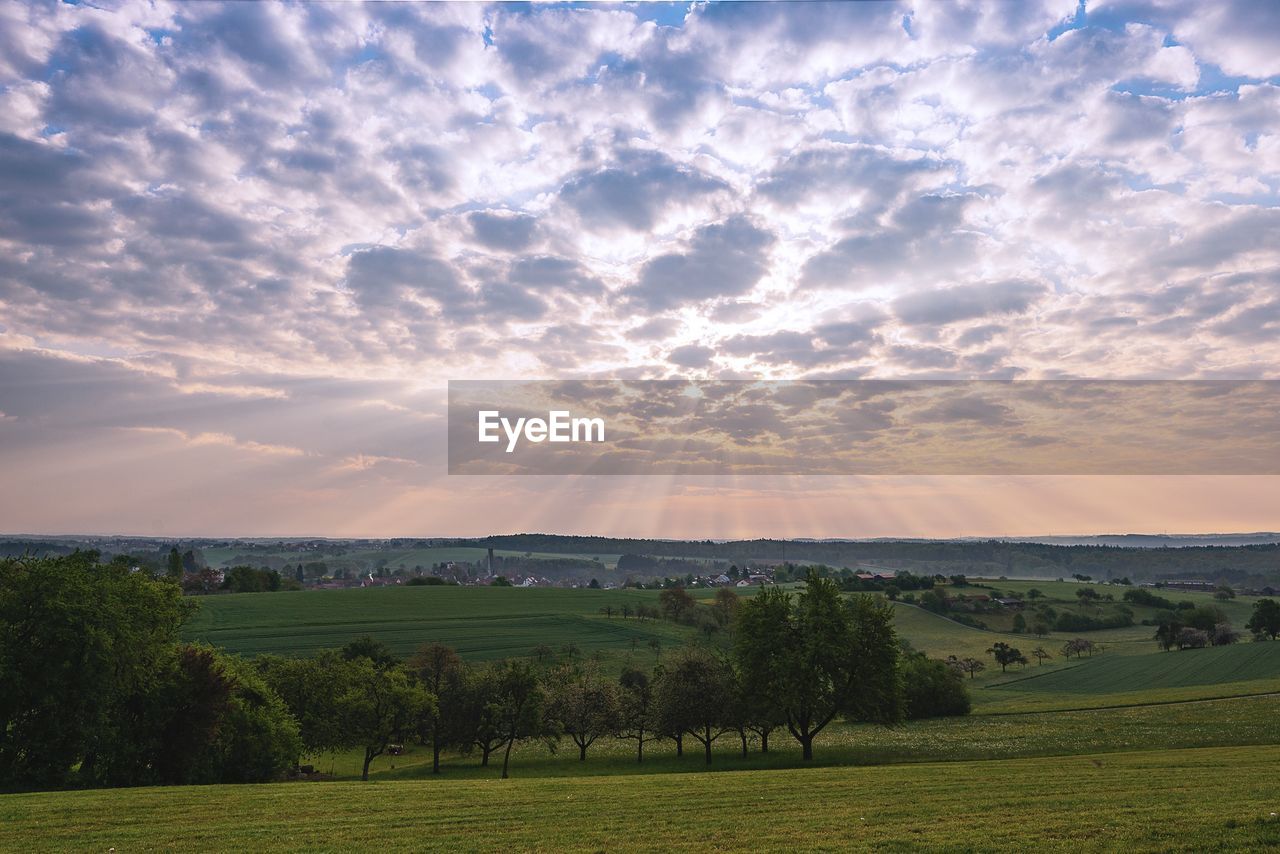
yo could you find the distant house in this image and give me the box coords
[713,574,732,585]
[995,597,1024,609]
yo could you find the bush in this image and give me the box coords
[1123,588,1175,609]
[901,654,971,719]
[1054,610,1134,632]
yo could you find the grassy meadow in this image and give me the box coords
[6,746,1280,852]
[17,578,1274,851]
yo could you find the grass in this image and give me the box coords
[183,585,696,661]
[5,746,1280,851]
[990,641,1280,694]
[184,585,1280,712]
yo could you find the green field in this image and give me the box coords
[992,641,1280,694]
[183,585,695,661]
[13,579,1280,850]
[6,746,1280,852]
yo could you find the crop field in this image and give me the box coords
[991,641,1280,695]
[5,746,1280,852]
[183,584,1280,711]
[183,585,695,659]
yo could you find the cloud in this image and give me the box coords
[625,215,775,310]
[559,149,729,232]
[468,210,539,251]
[2,0,1280,532]
[893,280,1048,327]
[667,343,715,369]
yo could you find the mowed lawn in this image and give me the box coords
[5,746,1280,852]
[183,585,694,659]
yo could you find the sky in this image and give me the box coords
[1,0,1278,539]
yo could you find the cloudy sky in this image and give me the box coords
[2,0,1278,538]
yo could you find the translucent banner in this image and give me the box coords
[447,380,1280,475]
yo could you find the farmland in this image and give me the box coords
[183,585,693,662]
[5,746,1280,852]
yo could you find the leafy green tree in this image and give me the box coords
[407,642,465,774]
[655,646,733,765]
[1153,611,1184,651]
[458,664,509,767]
[546,663,620,761]
[340,659,434,781]
[341,635,399,669]
[489,660,551,779]
[1032,647,1052,665]
[900,651,970,719]
[167,547,183,579]
[256,652,350,756]
[1246,598,1280,640]
[986,642,1025,672]
[0,553,191,790]
[616,667,659,762]
[734,573,902,761]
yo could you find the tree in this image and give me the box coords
[341,635,398,670]
[986,642,1025,672]
[1027,588,1043,600]
[458,665,509,767]
[1032,647,1052,666]
[167,547,183,580]
[1176,627,1209,650]
[616,667,659,762]
[1184,604,1227,634]
[1154,611,1184,651]
[734,574,902,761]
[900,652,970,719]
[658,586,696,622]
[1060,638,1096,658]
[655,646,733,765]
[1011,613,1027,633]
[490,660,550,779]
[1212,622,1240,646]
[407,643,464,774]
[1031,619,1050,638]
[0,553,191,790]
[546,664,620,761]
[712,586,740,627]
[588,578,601,589]
[1213,585,1235,601]
[1246,598,1280,640]
[338,659,434,781]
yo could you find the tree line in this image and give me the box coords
[1,557,968,791]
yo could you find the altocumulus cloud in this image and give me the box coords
[1,0,1280,531]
